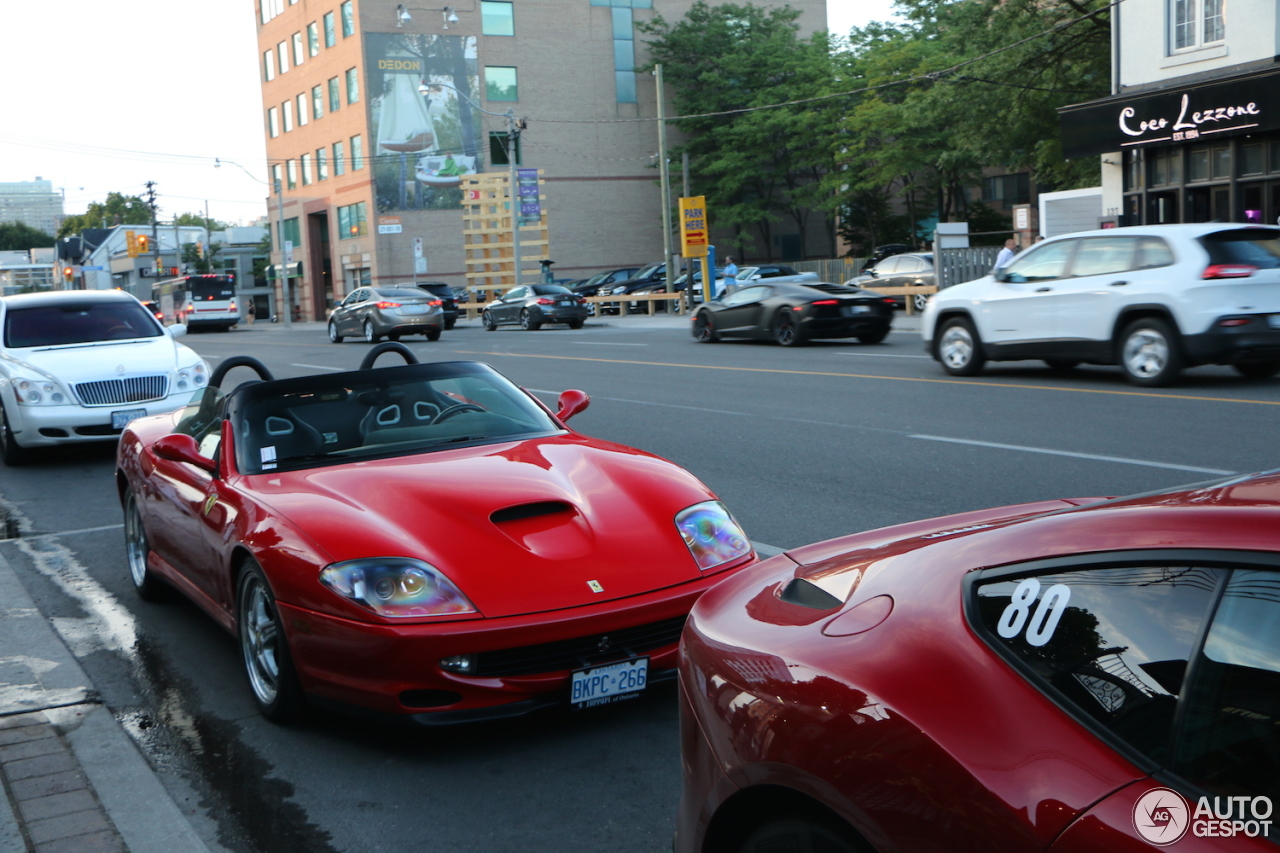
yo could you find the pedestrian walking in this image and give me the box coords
[993,238,1017,272]
[246,300,256,325]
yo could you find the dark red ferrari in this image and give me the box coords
[116,345,754,724]
[678,473,1280,852]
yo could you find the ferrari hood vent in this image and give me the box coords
[490,501,573,524]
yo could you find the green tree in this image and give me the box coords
[0,222,55,251]
[641,3,846,260]
[174,212,229,231]
[181,241,221,274]
[58,193,152,237]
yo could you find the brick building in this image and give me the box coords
[254,0,827,319]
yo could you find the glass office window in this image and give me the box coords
[346,67,360,104]
[341,1,355,37]
[328,77,341,112]
[316,148,328,181]
[292,32,304,66]
[323,11,336,46]
[481,1,514,35]
[301,153,312,185]
[286,159,297,190]
[333,140,346,176]
[263,49,275,82]
[307,22,319,56]
[267,107,280,138]
[312,85,324,120]
[278,41,289,74]
[296,94,308,126]
[485,66,518,101]
[338,202,369,237]
[351,134,364,170]
[283,100,294,132]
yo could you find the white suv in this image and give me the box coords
[922,224,1280,386]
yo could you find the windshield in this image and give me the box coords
[4,301,164,348]
[232,361,561,474]
[532,284,571,296]
[189,277,235,300]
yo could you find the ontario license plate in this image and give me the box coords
[560,300,573,307]
[570,657,648,709]
[841,305,871,315]
[112,408,148,429]
[402,304,427,314]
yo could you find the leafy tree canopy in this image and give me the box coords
[0,222,55,252]
[58,193,152,238]
[174,212,230,230]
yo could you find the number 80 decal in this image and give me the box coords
[996,578,1071,647]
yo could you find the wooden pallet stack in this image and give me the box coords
[461,171,548,311]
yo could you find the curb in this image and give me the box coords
[0,550,213,853]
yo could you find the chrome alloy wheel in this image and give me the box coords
[1122,327,1169,380]
[939,323,975,370]
[239,574,282,706]
[124,490,149,588]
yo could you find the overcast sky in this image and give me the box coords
[0,0,899,228]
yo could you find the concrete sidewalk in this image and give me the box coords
[0,551,212,853]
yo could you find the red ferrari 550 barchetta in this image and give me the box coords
[678,472,1280,853]
[117,345,754,724]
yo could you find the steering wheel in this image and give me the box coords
[432,403,485,423]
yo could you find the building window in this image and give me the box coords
[312,85,324,120]
[982,172,1031,207]
[278,41,289,74]
[283,100,295,133]
[268,107,280,138]
[260,0,284,25]
[612,8,636,103]
[282,217,301,247]
[307,22,320,57]
[1171,0,1225,52]
[324,11,336,46]
[345,67,360,104]
[489,131,521,166]
[316,148,329,181]
[287,159,297,190]
[296,94,309,127]
[271,164,283,193]
[263,49,276,82]
[337,202,368,238]
[351,135,364,169]
[292,32,305,66]
[333,141,346,176]
[341,0,355,37]
[481,1,514,35]
[485,66,518,101]
[328,77,341,112]
[301,153,313,186]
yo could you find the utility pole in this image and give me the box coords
[275,177,291,328]
[655,65,674,295]
[145,182,159,274]
[507,108,522,291]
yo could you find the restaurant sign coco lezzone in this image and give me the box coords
[1058,69,1280,159]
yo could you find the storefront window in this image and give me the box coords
[1241,143,1264,176]
[1241,185,1264,223]
[1212,144,1231,180]
[1124,150,1142,192]
[1188,145,1210,182]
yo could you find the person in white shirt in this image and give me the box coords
[993,238,1017,272]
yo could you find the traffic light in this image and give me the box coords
[196,241,204,258]
[136,234,150,253]
[62,266,73,283]
[126,231,138,258]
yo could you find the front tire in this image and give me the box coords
[1119,317,1183,387]
[937,317,985,376]
[482,311,497,331]
[772,311,806,347]
[520,309,541,331]
[124,487,167,601]
[237,561,304,723]
[327,321,343,343]
[693,311,719,342]
[738,818,866,853]
[0,405,29,467]
[363,320,382,344]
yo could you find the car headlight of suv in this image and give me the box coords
[174,363,207,394]
[319,558,477,618]
[611,285,629,295]
[8,370,70,406]
[675,501,752,570]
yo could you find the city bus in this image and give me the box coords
[152,274,240,331]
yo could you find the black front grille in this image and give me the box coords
[472,615,687,677]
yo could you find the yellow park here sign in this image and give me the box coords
[679,197,708,258]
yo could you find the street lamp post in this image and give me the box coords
[655,64,674,297]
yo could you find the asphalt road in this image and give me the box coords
[1,315,1277,852]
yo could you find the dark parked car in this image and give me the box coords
[328,286,444,343]
[414,282,459,329]
[482,284,589,331]
[847,252,935,312]
[596,263,670,314]
[691,282,896,346]
[571,267,641,297]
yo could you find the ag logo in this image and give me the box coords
[1134,787,1190,846]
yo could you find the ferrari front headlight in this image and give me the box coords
[319,558,476,618]
[675,501,752,570]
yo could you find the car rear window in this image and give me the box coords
[532,285,571,295]
[378,288,430,299]
[1201,228,1280,269]
[4,301,163,347]
[417,284,454,298]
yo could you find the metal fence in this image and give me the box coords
[788,258,867,283]
[936,247,1001,289]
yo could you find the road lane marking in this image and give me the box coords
[456,350,1280,407]
[523,390,1231,472]
[834,351,931,359]
[17,524,125,542]
[573,342,649,347]
[910,435,1235,475]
